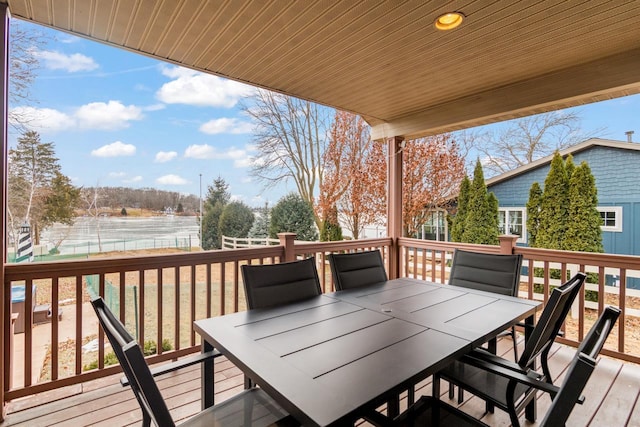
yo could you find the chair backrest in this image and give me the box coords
[241,257,322,309]
[328,250,388,291]
[90,296,175,426]
[448,249,523,296]
[540,306,620,427]
[123,340,177,427]
[518,272,586,368]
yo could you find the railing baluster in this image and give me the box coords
[619,268,627,352]
[220,262,226,316]
[191,265,196,347]
[174,266,180,352]
[24,279,33,387]
[233,261,239,313]
[206,263,212,319]
[98,275,105,370]
[51,277,59,381]
[75,275,83,375]
[578,264,586,341]
[157,268,163,354]
[139,270,145,345]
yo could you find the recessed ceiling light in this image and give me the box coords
[435,12,465,31]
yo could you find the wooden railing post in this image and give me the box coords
[279,233,297,262]
[498,235,518,254]
[386,136,404,279]
[0,3,10,418]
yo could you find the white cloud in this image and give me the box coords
[123,176,143,183]
[9,106,75,131]
[183,144,219,159]
[143,103,166,111]
[155,151,178,163]
[12,101,144,132]
[91,141,136,157]
[156,174,189,185]
[75,101,143,130]
[109,172,127,178]
[183,144,254,168]
[200,117,253,134]
[34,50,99,72]
[157,66,255,107]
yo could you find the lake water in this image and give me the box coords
[40,216,200,255]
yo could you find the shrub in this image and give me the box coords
[83,339,173,371]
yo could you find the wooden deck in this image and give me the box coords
[2,338,639,427]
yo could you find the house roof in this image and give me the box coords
[486,138,640,186]
[3,1,640,141]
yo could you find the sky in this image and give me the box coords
[9,20,640,207]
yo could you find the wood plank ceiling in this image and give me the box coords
[4,0,640,140]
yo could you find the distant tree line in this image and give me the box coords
[83,186,200,213]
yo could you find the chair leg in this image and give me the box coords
[433,374,441,398]
[457,387,464,404]
[511,326,519,361]
[448,382,455,400]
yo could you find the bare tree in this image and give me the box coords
[471,111,605,176]
[10,20,46,130]
[82,185,104,252]
[243,90,331,228]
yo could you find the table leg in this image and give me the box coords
[202,340,214,409]
[387,395,400,418]
[524,314,537,422]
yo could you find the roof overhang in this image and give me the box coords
[3,1,640,140]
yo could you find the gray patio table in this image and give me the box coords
[194,277,541,426]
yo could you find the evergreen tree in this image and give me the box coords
[537,152,569,249]
[176,203,184,213]
[526,182,543,247]
[201,177,230,249]
[450,175,471,242]
[269,193,318,241]
[564,162,603,252]
[248,202,270,239]
[487,192,500,236]
[219,201,254,239]
[7,131,68,244]
[42,171,81,227]
[320,205,343,241]
[462,160,499,244]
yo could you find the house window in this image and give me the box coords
[498,208,526,243]
[597,207,622,232]
[421,210,447,241]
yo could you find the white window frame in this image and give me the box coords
[498,208,526,244]
[597,206,623,232]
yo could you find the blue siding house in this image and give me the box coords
[486,138,640,256]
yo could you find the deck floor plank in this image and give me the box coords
[1,342,636,427]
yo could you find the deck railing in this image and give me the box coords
[3,233,639,402]
[397,236,640,365]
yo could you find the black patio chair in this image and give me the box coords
[328,249,388,291]
[449,249,524,360]
[91,296,295,427]
[434,271,586,427]
[241,256,322,310]
[397,305,620,426]
[241,257,322,388]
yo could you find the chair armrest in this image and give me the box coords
[121,349,221,387]
[460,353,559,396]
[515,322,564,337]
[467,348,525,372]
